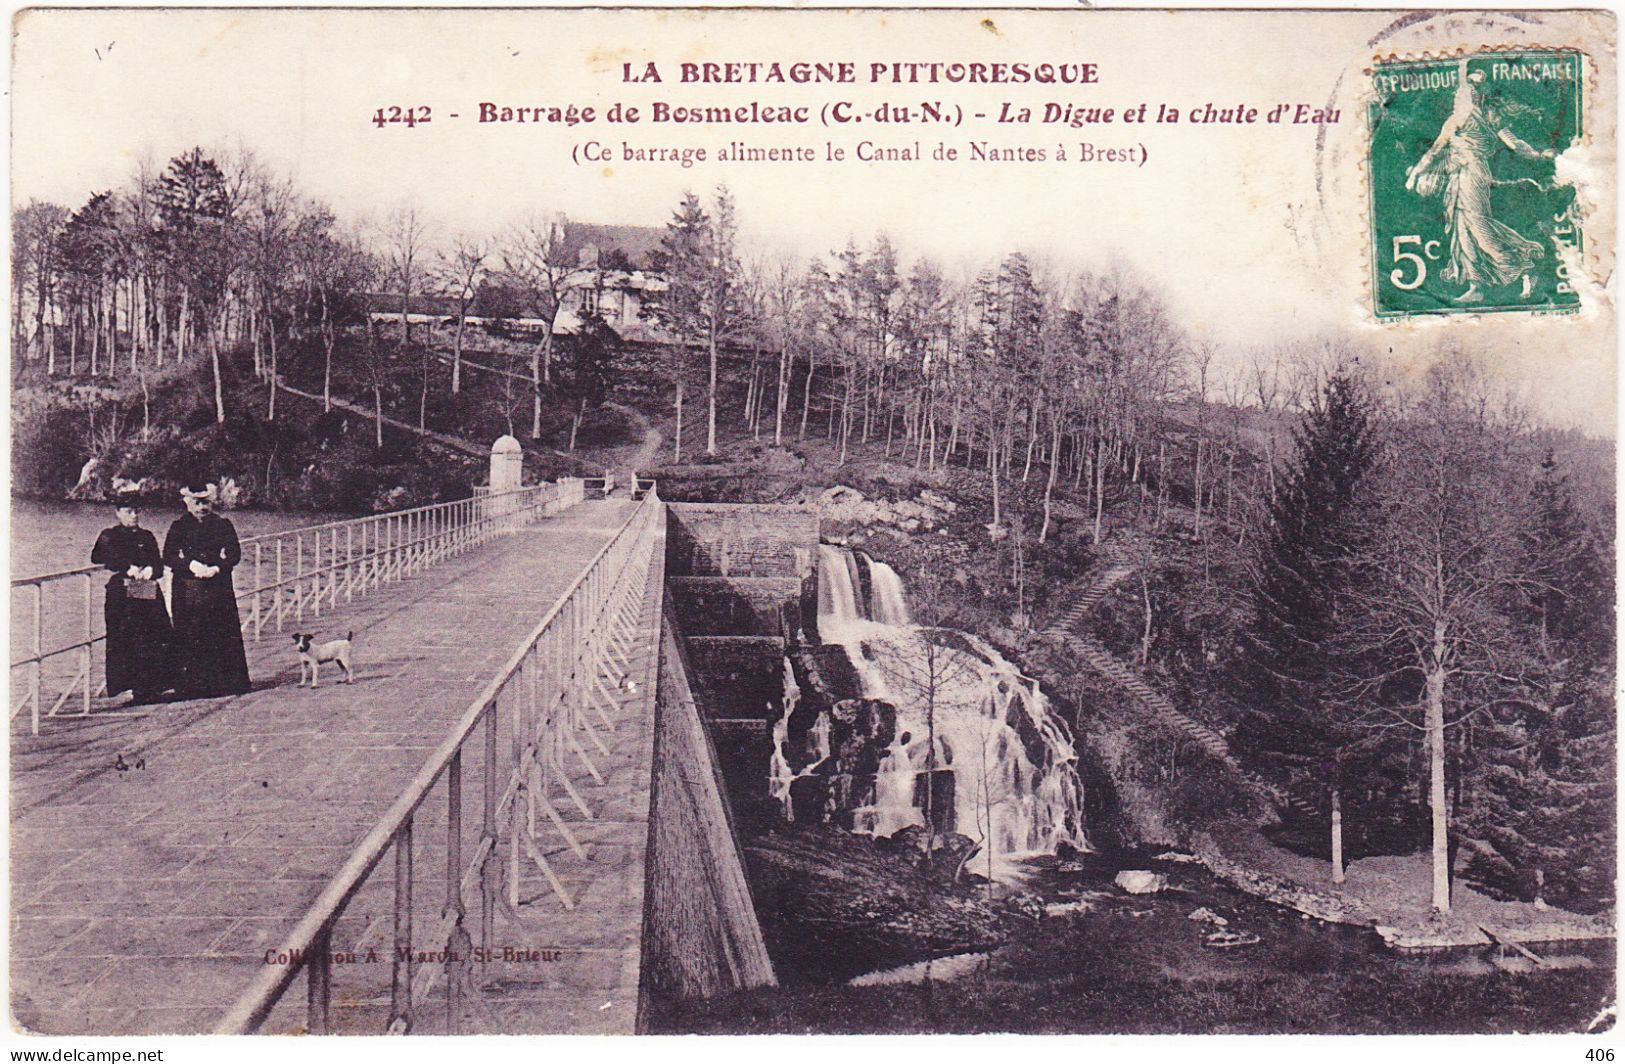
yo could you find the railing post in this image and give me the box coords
[307,925,331,1035]
[252,542,262,641]
[481,703,497,971]
[312,530,322,619]
[30,588,43,737]
[391,817,414,1032]
[346,525,354,603]
[82,572,93,715]
[508,688,522,909]
[31,583,42,735]
[445,748,463,1033]
[275,539,284,632]
[447,751,463,914]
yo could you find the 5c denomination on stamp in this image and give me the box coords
[1369,49,1584,318]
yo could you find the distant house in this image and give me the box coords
[368,222,677,345]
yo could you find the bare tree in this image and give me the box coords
[378,204,432,428]
[294,215,370,412]
[242,171,298,419]
[12,201,68,366]
[1340,353,1535,912]
[435,233,489,395]
[502,215,576,439]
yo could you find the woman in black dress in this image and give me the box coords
[90,491,174,703]
[163,480,252,698]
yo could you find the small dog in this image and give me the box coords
[293,631,355,687]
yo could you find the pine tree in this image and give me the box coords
[703,186,742,456]
[153,147,234,421]
[1468,453,1616,910]
[1236,368,1380,880]
[641,192,709,461]
[562,310,618,452]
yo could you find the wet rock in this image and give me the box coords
[886,824,926,852]
[1055,840,1088,862]
[1007,891,1046,921]
[1114,870,1169,895]
[849,951,987,987]
[827,698,897,782]
[789,775,828,824]
[930,832,980,877]
[1044,900,1093,917]
[744,829,1008,983]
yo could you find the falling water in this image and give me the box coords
[786,544,1089,876]
[817,543,863,625]
[770,658,829,821]
[866,555,912,627]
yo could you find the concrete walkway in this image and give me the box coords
[10,499,645,1035]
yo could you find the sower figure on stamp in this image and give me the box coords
[164,479,251,698]
[90,489,174,705]
[1405,56,1554,304]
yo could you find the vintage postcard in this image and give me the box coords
[6,4,1617,1046]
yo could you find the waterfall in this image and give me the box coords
[770,658,828,821]
[866,555,912,627]
[817,543,863,632]
[783,544,1089,876]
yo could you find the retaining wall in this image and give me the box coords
[639,612,777,1011]
[665,503,818,579]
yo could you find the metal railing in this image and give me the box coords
[10,480,587,734]
[216,488,662,1035]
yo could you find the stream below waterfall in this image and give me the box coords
[666,831,1614,1033]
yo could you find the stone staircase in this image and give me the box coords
[1048,563,1135,631]
[1062,633,1232,760]
[1045,556,1315,824]
[1043,559,1231,762]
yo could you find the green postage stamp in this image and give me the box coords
[1368,49,1584,318]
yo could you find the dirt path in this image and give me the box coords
[276,381,487,458]
[276,380,581,467]
[606,401,662,474]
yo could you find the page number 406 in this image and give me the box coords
[1585,1050,1614,1060]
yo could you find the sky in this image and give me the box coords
[10,5,1617,434]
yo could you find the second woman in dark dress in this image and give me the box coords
[164,481,252,698]
[90,492,174,703]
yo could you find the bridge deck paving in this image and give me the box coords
[10,500,642,1036]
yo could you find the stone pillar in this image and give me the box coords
[490,435,523,494]
[490,435,523,530]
